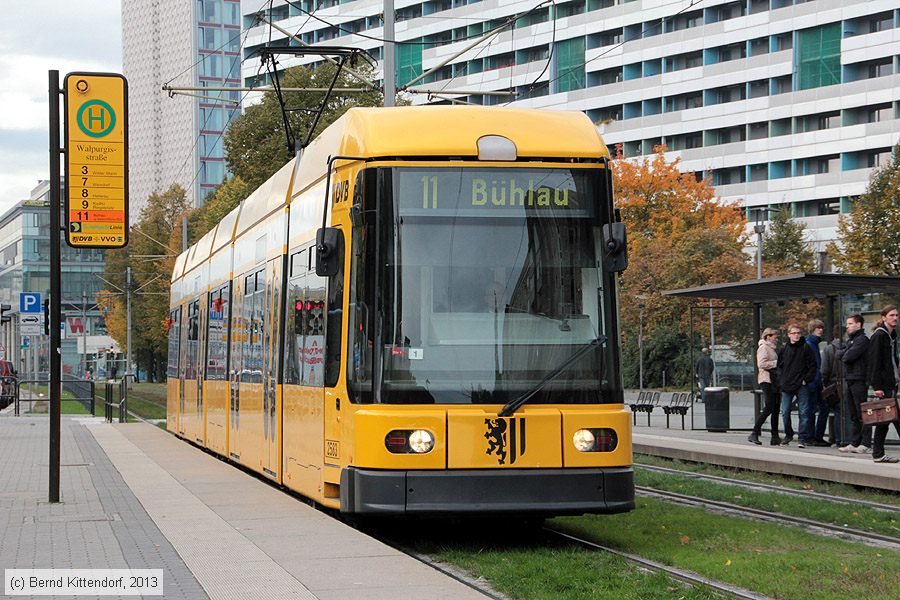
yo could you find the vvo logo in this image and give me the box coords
[484,417,526,465]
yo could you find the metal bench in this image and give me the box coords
[631,391,660,426]
[629,391,647,424]
[662,392,691,429]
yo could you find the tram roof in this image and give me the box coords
[184,225,217,274]
[323,107,609,161]
[171,250,189,282]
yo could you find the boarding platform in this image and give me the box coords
[634,426,900,492]
[0,415,488,599]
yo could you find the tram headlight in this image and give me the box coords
[573,428,618,452]
[385,429,435,454]
[573,429,596,452]
[408,430,435,454]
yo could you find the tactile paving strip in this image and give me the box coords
[89,425,318,600]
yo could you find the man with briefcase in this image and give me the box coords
[866,305,899,464]
[839,314,872,454]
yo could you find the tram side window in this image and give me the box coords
[206,285,229,380]
[284,250,305,385]
[166,308,181,378]
[240,270,265,384]
[348,170,376,402]
[285,245,325,387]
[325,229,345,387]
[185,301,200,380]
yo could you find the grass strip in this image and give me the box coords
[636,454,900,507]
[636,469,900,537]
[26,399,91,415]
[552,497,899,600]
[437,543,726,600]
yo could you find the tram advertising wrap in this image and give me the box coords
[168,107,634,517]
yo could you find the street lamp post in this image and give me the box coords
[753,210,766,280]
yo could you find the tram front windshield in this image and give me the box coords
[348,166,617,405]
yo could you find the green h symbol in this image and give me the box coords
[76,99,116,138]
[87,106,106,130]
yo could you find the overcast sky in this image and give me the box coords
[0,1,122,216]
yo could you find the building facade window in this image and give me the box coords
[797,24,841,90]
[554,37,586,92]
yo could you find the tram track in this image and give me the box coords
[635,486,900,550]
[635,462,900,513]
[542,526,772,600]
[378,524,768,600]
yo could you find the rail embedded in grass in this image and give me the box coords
[551,497,900,600]
[635,468,900,540]
[635,454,900,508]
[635,463,900,513]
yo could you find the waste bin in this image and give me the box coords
[704,387,730,432]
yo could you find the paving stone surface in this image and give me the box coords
[0,415,208,599]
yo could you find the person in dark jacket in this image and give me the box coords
[867,305,899,463]
[820,324,845,446]
[805,319,830,446]
[777,324,817,447]
[839,314,872,453]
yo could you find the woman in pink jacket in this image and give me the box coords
[749,328,781,445]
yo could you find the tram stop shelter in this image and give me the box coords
[662,272,900,431]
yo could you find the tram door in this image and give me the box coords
[183,297,201,443]
[178,303,188,436]
[228,277,246,461]
[282,246,325,498]
[262,258,282,480]
[166,306,182,434]
[195,292,207,446]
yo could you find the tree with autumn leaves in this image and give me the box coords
[99,185,191,381]
[829,146,900,276]
[612,147,753,388]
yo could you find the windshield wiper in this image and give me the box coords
[497,336,606,417]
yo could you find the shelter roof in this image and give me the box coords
[664,273,900,303]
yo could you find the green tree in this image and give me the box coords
[762,208,814,272]
[612,147,752,388]
[829,147,900,276]
[186,175,251,244]
[224,63,383,191]
[101,184,190,381]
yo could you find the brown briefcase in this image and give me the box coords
[861,397,899,426]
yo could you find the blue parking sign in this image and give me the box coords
[20,292,42,313]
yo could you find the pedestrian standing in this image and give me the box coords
[839,314,872,454]
[777,324,816,447]
[749,328,781,445]
[806,319,830,446]
[867,305,899,463]
[695,348,715,402]
[821,324,845,446]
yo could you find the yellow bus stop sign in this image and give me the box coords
[64,72,128,248]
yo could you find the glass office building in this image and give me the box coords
[0,182,113,378]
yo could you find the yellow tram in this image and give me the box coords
[167,107,634,515]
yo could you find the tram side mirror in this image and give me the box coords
[315,227,342,277]
[602,223,628,273]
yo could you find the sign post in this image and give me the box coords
[20,293,44,335]
[64,73,128,249]
[48,70,128,503]
[49,70,62,503]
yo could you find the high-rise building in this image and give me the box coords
[122,0,243,215]
[241,0,900,261]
